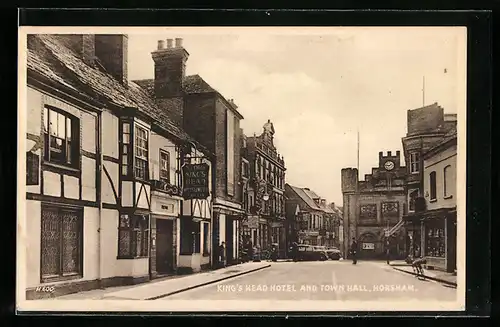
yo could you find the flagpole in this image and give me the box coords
[356,128,360,172]
[422,76,426,107]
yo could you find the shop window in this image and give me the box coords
[203,222,210,256]
[118,214,149,258]
[425,226,445,257]
[429,171,437,201]
[40,205,83,282]
[159,149,170,183]
[43,106,79,168]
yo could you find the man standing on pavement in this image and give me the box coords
[218,242,226,268]
[350,237,358,264]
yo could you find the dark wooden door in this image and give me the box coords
[225,217,234,263]
[156,219,174,273]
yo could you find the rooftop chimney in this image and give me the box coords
[151,37,189,127]
[57,34,95,66]
[157,40,165,50]
[95,34,128,86]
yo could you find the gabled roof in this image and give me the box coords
[27,34,211,156]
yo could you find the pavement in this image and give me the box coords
[93,262,271,300]
[388,261,457,287]
[158,260,457,301]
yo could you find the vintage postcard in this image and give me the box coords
[17,26,466,313]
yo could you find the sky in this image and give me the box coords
[127,27,466,205]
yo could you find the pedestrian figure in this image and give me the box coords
[385,239,391,265]
[350,237,358,264]
[411,249,426,279]
[218,242,226,268]
[292,242,299,262]
[246,239,253,262]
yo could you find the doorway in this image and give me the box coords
[156,219,174,274]
[225,217,234,263]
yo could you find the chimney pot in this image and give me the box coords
[175,38,183,47]
[157,40,165,50]
[166,39,173,48]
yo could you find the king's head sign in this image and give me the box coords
[182,163,210,200]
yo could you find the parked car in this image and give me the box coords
[326,247,342,260]
[296,245,328,261]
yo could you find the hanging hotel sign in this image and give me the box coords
[182,163,210,200]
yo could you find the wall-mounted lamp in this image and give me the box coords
[26,139,36,152]
[262,193,270,202]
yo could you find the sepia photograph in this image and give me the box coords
[17,26,466,312]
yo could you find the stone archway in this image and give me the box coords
[358,232,383,259]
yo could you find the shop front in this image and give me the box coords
[421,208,457,272]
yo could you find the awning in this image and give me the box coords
[420,207,456,221]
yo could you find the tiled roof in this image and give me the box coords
[425,126,457,156]
[133,74,216,98]
[27,34,211,155]
[288,185,322,211]
[303,189,320,200]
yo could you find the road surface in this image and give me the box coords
[160,260,457,301]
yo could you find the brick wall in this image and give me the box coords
[214,98,228,200]
[95,35,128,85]
[407,104,444,136]
[184,94,216,152]
[341,168,358,193]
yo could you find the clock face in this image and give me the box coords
[384,161,395,171]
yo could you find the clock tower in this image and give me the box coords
[379,150,401,171]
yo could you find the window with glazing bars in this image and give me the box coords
[118,214,149,258]
[43,106,79,167]
[159,150,170,183]
[121,122,131,175]
[134,126,149,180]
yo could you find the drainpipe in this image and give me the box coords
[97,112,103,287]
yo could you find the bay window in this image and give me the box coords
[120,121,150,180]
[135,126,149,180]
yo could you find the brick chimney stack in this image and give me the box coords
[151,37,189,127]
[95,34,128,86]
[151,37,189,98]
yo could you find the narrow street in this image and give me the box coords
[160,261,457,301]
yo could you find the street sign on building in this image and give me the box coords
[362,242,375,250]
[182,163,210,199]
